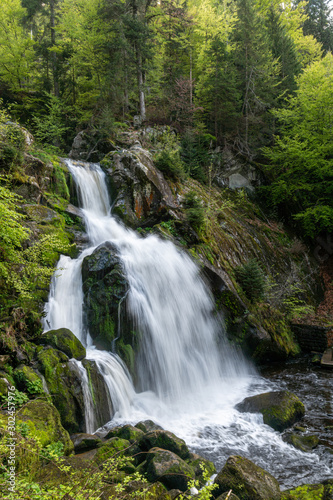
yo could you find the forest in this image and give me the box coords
[0,0,333,239]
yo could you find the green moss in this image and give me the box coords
[14,365,45,395]
[281,484,325,499]
[40,328,86,360]
[51,162,70,200]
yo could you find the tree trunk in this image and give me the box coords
[50,0,59,97]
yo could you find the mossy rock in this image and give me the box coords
[125,480,172,499]
[0,377,12,398]
[143,447,195,492]
[37,347,85,433]
[213,455,281,499]
[187,452,216,485]
[105,424,144,443]
[284,433,319,452]
[236,391,305,431]
[135,419,164,433]
[22,204,64,227]
[13,365,45,395]
[216,493,241,500]
[17,399,73,454]
[281,483,326,499]
[40,328,86,360]
[139,430,191,460]
[94,437,131,464]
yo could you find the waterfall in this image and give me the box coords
[44,159,331,488]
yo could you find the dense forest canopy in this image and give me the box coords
[0,0,332,239]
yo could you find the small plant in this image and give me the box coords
[26,379,44,396]
[155,149,185,180]
[235,259,266,302]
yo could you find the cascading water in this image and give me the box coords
[44,159,332,489]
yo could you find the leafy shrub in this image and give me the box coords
[235,259,266,302]
[181,128,216,183]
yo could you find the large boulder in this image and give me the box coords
[17,399,73,455]
[39,328,86,360]
[37,347,85,433]
[105,424,144,443]
[100,144,178,228]
[143,447,195,492]
[70,433,102,453]
[236,391,305,431]
[139,430,191,461]
[213,455,281,499]
[81,242,130,351]
[135,420,164,433]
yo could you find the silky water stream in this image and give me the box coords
[44,160,332,489]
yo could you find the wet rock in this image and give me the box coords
[143,447,195,492]
[17,399,73,454]
[139,430,191,460]
[213,455,281,500]
[82,359,113,428]
[39,328,86,360]
[37,347,85,433]
[70,433,102,453]
[135,419,164,433]
[236,390,305,431]
[101,145,178,228]
[284,433,319,452]
[81,242,130,351]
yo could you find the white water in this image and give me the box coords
[44,159,332,489]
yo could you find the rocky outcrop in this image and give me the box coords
[82,359,114,428]
[213,455,281,500]
[236,391,305,431]
[138,430,191,461]
[70,433,102,453]
[81,242,131,352]
[101,144,178,228]
[291,323,329,353]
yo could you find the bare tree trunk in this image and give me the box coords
[137,50,146,122]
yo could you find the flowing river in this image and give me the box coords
[44,160,332,490]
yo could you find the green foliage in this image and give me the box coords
[261,53,333,238]
[40,441,64,462]
[32,95,71,150]
[0,388,29,407]
[184,191,205,232]
[235,259,266,302]
[181,128,216,183]
[154,127,185,180]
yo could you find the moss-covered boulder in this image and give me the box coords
[13,365,45,395]
[70,433,102,453]
[81,242,130,351]
[284,433,319,452]
[40,328,86,360]
[143,447,195,492]
[105,424,144,442]
[213,455,281,499]
[94,437,131,465]
[17,399,73,454]
[37,347,85,433]
[135,420,164,433]
[236,391,305,431]
[139,430,191,460]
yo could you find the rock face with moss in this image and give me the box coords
[101,144,178,228]
[82,242,131,353]
[144,447,195,491]
[36,347,85,433]
[236,391,305,431]
[213,455,281,499]
[82,359,113,427]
